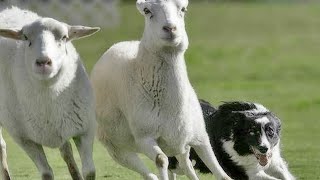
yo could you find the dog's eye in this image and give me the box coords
[266,127,274,137]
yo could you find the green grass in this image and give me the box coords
[4,2,320,179]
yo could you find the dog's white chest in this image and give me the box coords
[222,140,259,168]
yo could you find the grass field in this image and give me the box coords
[3,2,320,180]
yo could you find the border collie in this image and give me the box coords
[169,100,295,180]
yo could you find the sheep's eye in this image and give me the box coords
[61,35,67,41]
[181,7,187,13]
[23,35,32,47]
[144,8,151,15]
[23,34,28,40]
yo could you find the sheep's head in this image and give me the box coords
[137,0,189,50]
[0,18,100,80]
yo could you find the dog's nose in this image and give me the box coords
[258,145,269,154]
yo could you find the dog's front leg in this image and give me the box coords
[265,156,295,180]
[248,170,280,180]
[265,144,295,180]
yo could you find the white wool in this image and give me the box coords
[0,6,39,28]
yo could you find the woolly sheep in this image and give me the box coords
[90,0,231,179]
[0,7,99,180]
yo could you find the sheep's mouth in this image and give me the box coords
[33,64,54,78]
[161,36,182,47]
[162,36,176,42]
[251,146,272,166]
[34,65,52,74]
[162,33,180,41]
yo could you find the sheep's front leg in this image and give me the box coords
[168,171,177,180]
[59,141,82,180]
[0,128,10,180]
[175,147,199,180]
[192,137,232,180]
[103,141,158,180]
[15,138,53,180]
[73,133,95,180]
[136,138,169,180]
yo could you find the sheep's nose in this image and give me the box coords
[257,145,269,154]
[163,25,177,33]
[36,57,52,67]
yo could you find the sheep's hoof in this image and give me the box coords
[220,177,233,180]
[68,166,82,180]
[2,169,11,180]
[144,173,158,180]
[42,173,53,180]
[70,173,83,180]
[85,171,95,180]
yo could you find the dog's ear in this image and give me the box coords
[232,111,255,118]
[276,124,281,134]
[274,117,281,134]
[230,111,250,126]
[269,113,281,134]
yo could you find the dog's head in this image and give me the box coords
[218,102,281,167]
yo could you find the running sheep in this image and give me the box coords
[90,0,232,179]
[0,7,99,180]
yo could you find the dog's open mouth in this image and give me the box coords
[251,147,272,166]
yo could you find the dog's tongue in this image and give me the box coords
[258,154,268,166]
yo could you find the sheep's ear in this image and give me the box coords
[136,0,147,15]
[0,28,23,40]
[67,26,100,41]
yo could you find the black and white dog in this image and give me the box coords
[169,100,295,180]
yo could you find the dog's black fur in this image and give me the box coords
[169,100,294,180]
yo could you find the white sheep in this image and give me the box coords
[90,0,232,180]
[0,7,99,180]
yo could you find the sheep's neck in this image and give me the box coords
[138,42,186,67]
[136,44,190,114]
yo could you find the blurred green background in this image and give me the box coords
[3,1,320,179]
